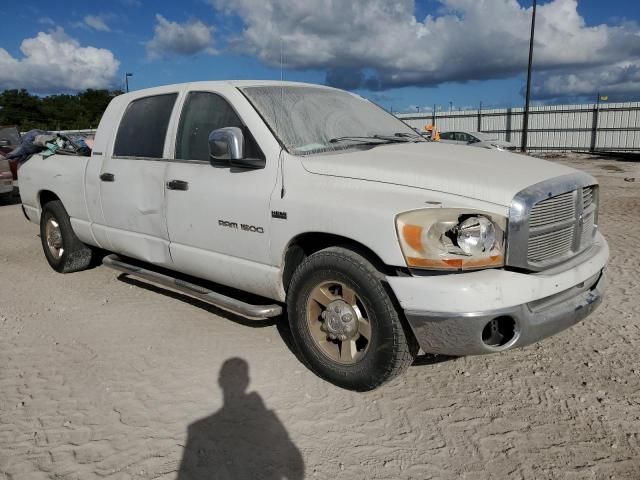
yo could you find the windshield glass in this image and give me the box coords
[241,86,423,155]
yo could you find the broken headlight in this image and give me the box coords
[396,209,506,270]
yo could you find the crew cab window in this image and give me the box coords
[440,132,451,140]
[114,93,177,158]
[176,91,263,162]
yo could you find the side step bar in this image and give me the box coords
[102,254,282,320]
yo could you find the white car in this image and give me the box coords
[440,131,518,151]
[18,81,608,390]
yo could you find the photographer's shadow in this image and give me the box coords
[178,358,304,480]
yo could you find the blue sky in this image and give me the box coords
[1,0,639,112]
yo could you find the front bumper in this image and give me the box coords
[387,232,608,356]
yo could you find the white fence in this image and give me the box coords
[397,102,640,152]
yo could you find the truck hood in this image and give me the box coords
[300,142,578,207]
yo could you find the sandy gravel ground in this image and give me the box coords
[1,154,639,480]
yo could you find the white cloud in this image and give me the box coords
[210,0,640,99]
[38,17,56,26]
[0,28,120,93]
[532,62,640,100]
[84,14,111,32]
[146,14,216,59]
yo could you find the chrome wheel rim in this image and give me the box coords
[45,217,64,259]
[306,281,372,365]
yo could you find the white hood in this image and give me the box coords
[300,142,579,207]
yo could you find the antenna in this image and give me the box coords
[279,35,286,198]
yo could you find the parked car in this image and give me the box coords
[0,157,13,198]
[0,125,22,180]
[18,81,608,391]
[440,130,517,151]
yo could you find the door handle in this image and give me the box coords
[166,179,189,191]
[100,172,115,182]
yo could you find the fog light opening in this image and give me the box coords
[482,316,516,348]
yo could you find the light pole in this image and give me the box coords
[521,0,537,152]
[125,72,133,93]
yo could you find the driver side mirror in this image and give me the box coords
[208,127,264,169]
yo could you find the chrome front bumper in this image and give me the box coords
[404,270,606,356]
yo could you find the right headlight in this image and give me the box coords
[396,209,506,271]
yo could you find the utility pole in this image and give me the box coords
[521,0,537,152]
[125,72,133,93]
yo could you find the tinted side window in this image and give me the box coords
[176,92,263,161]
[114,93,177,158]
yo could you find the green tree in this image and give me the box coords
[0,88,122,131]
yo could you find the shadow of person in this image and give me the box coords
[178,358,304,480]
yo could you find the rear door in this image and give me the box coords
[98,92,179,265]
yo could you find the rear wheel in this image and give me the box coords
[287,247,417,391]
[40,200,93,273]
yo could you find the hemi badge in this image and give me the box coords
[271,210,287,220]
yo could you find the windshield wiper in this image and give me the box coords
[329,135,412,145]
[391,132,426,141]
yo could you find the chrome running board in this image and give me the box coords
[102,254,282,320]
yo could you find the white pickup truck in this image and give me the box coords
[19,81,608,390]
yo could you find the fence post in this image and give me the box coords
[506,108,512,142]
[477,101,482,131]
[432,104,436,128]
[590,103,599,152]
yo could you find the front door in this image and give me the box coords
[164,90,279,296]
[99,92,178,265]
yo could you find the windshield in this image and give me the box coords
[241,86,423,155]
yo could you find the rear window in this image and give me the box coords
[113,93,177,158]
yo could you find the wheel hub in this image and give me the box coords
[321,300,359,341]
[49,230,62,248]
[45,218,64,258]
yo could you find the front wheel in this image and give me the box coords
[287,247,417,391]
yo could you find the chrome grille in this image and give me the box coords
[528,225,574,262]
[583,186,594,209]
[525,186,597,267]
[506,173,599,271]
[529,191,575,228]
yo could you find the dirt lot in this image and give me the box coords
[1,155,639,480]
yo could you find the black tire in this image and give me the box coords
[40,200,93,273]
[287,247,417,391]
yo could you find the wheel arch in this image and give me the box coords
[38,190,61,208]
[282,232,406,293]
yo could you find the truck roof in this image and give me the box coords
[118,80,336,99]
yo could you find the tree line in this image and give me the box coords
[0,89,123,132]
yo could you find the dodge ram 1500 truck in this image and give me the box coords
[18,81,608,391]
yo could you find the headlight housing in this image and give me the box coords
[396,209,506,270]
